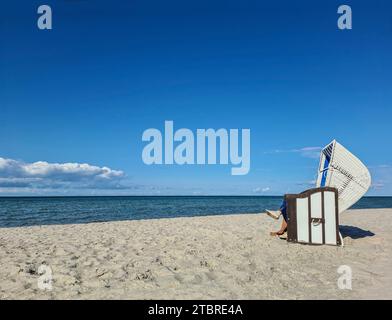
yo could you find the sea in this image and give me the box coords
[0,196,391,228]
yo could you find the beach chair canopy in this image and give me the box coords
[316,140,371,213]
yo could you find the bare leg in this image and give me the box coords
[270,219,287,236]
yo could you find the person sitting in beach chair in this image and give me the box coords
[265,201,287,236]
[265,140,372,243]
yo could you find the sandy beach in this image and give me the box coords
[0,208,391,300]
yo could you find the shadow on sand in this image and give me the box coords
[339,225,375,239]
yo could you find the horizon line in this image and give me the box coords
[0,195,390,198]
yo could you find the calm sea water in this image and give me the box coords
[0,196,391,228]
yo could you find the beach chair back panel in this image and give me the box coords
[310,193,323,244]
[286,187,341,246]
[324,190,339,245]
[296,198,309,243]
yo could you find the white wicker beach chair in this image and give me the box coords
[285,140,371,246]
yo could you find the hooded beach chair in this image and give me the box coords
[285,140,371,246]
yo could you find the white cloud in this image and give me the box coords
[296,180,316,187]
[0,157,128,192]
[0,158,123,180]
[264,146,321,159]
[371,182,385,190]
[253,187,270,193]
[368,164,392,169]
[364,165,392,195]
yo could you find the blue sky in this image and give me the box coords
[0,0,391,196]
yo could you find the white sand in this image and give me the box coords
[0,208,391,300]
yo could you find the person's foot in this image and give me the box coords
[265,209,281,220]
[278,231,287,240]
[270,227,287,237]
[270,230,284,236]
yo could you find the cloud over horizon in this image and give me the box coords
[264,146,322,159]
[1,156,391,196]
[0,157,129,193]
[252,187,270,193]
